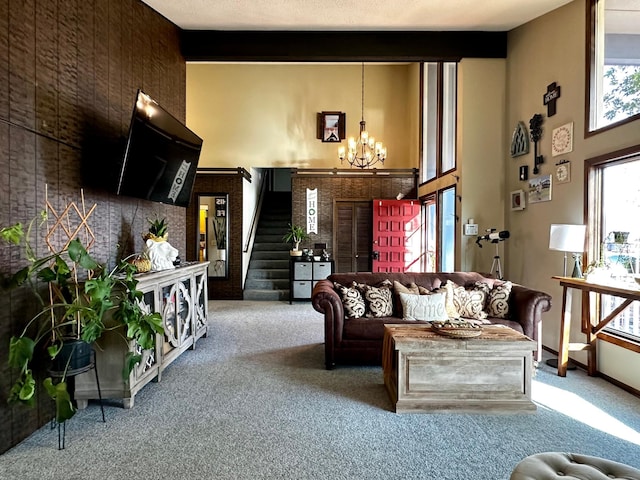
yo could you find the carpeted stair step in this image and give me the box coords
[246,268,289,279]
[244,277,290,290]
[248,259,290,269]
[242,289,290,301]
[249,251,290,261]
[253,242,291,251]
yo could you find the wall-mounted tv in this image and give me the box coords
[116,90,203,208]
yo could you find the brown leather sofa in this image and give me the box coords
[312,271,552,370]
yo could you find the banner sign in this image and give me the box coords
[306,188,318,234]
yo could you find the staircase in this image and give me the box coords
[243,191,292,301]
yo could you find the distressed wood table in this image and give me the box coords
[382,324,536,413]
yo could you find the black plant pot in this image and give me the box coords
[50,339,92,375]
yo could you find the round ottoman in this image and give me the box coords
[510,452,640,480]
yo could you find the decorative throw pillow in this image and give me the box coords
[399,292,448,322]
[431,281,460,320]
[360,282,394,318]
[485,281,512,319]
[334,281,366,319]
[393,280,420,295]
[450,282,489,321]
[392,280,420,317]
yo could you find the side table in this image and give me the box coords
[552,275,640,377]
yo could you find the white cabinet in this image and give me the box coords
[75,262,209,409]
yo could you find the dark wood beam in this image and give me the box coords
[181,30,507,62]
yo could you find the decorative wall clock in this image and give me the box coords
[551,122,573,157]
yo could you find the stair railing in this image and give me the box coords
[243,169,270,254]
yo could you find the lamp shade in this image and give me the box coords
[549,224,586,252]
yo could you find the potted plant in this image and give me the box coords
[143,214,168,242]
[282,223,309,256]
[2,212,164,424]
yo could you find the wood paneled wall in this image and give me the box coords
[0,0,186,453]
[188,171,248,300]
[291,170,418,255]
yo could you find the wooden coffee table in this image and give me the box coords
[382,324,536,413]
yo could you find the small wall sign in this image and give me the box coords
[306,188,318,234]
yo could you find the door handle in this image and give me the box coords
[372,251,380,260]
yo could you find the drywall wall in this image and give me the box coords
[186,63,414,169]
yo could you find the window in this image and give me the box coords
[420,62,458,271]
[587,0,640,134]
[586,146,640,344]
[421,63,457,182]
[422,196,437,272]
[439,186,456,272]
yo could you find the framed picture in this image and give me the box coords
[511,190,526,211]
[528,174,552,204]
[317,111,345,142]
[555,160,571,184]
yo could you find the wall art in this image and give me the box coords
[510,190,526,211]
[510,121,529,157]
[316,111,345,142]
[551,122,573,157]
[528,174,552,204]
[555,160,571,184]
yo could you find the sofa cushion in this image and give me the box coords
[451,282,489,320]
[485,281,513,319]
[334,281,366,318]
[359,280,394,318]
[399,292,449,321]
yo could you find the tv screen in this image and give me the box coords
[116,90,203,208]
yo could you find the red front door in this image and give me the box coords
[372,199,422,273]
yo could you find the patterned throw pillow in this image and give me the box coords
[334,281,366,318]
[450,282,489,321]
[485,281,512,319]
[431,281,460,320]
[399,292,449,321]
[360,282,394,317]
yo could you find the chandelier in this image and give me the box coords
[338,63,386,168]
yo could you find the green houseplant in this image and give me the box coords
[282,223,309,256]
[143,214,168,242]
[1,213,164,424]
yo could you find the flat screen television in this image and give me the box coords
[116,90,203,208]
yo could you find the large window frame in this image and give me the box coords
[419,62,459,272]
[586,0,640,136]
[585,144,640,353]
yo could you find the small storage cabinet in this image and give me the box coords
[290,259,334,303]
[74,262,210,409]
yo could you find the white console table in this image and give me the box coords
[75,261,210,409]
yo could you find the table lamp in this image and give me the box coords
[549,224,587,278]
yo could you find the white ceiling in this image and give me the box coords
[142,0,574,32]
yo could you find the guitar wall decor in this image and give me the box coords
[529,113,544,174]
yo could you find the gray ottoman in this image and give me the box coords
[510,452,640,480]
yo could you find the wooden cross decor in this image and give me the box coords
[543,82,561,117]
